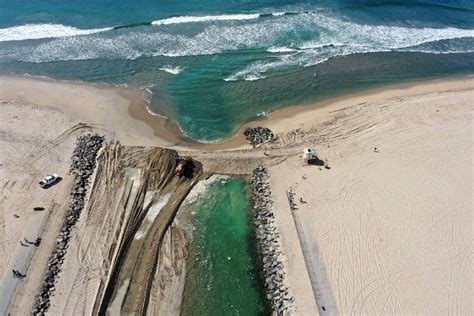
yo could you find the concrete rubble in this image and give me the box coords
[250,166,294,314]
[32,134,104,315]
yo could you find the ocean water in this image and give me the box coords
[181,177,267,315]
[0,0,473,141]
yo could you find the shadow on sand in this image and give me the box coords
[307,156,325,166]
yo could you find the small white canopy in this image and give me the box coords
[303,148,315,154]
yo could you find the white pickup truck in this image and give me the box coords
[39,174,59,188]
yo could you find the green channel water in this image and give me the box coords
[182,177,268,316]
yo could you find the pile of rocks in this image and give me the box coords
[33,134,104,315]
[250,166,293,314]
[244,127,275,147]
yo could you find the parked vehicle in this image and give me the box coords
[39,174,59,188]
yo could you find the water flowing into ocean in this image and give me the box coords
[0,0,473,141]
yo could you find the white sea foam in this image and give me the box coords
[245,74,266,81]
[182,175,230,206]
[159,65,184,74]
[17,34,143,62]
[151,14,260,26]
[3,11,473,66]
[0,23,112,42]
[225,72,266,81]
[267,46,297,53]
[222,13,474,81]
[224,53,300,81]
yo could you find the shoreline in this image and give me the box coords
[245,75,474,133]
[0,75,177,147]
[1,73,473,151]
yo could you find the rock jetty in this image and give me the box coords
[244,127,275,147]
[250,166,293,314]
[32,134,104,315]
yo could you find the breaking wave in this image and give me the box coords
[267,46,298,53]
[150,11,301,25]
[182,175,230,206]
[223,15,474,81]
[0,23,112,42]
[1,11,473,69]
[224,72,267,82]
[151,13,260,25]
[159,65,184,74]
[0,11,302,43]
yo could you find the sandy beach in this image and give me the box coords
[265,79,473,314]
[1,75,473,315]
[0,76,186,147]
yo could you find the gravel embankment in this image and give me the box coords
[250,166,293,314]
[32,134,104,315]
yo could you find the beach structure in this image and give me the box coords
[302,148,316,164]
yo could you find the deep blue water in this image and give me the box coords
[0,0,473,141]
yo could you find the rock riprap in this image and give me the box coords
[250,166,293,314]
[244,127,275,147]
[32,134,104,315]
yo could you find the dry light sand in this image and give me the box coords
[265,79,473,315]
[0,75,472,315]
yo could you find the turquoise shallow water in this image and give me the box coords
[182,177,267,315]
[0,0,473,141]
